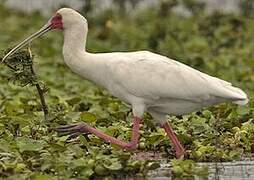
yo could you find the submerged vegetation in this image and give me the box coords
[0,0,253,179]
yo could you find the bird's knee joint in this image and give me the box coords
[76,123,89,132]
[124,142,138,150]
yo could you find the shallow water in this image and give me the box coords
[148,160,254,180]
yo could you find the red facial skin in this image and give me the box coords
[50,13,63,30]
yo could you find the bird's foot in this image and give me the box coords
[55,123,90,138]
[175,149,185,160]
[161,122,186,159]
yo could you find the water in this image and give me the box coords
[148,160,254,180]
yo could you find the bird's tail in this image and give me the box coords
[201,73,248,106]
[228,86,248,105]
[234,99,248,105]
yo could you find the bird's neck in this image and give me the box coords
[62,26,106,86]
[63,24,88,52]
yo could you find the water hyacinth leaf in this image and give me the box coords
[34,174,56,180]
[79,167,94,178]
[16,137,46,152]
[0,139,12,152]
[104,160,122,170]
[66,97,81,106]
[94,164,109,175]
[172,159,208,178]
[80,112,97,123]
[72,158,87,167]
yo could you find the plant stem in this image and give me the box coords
[28,47,49,120]
[35,83,49,119]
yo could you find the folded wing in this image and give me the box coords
[107,51,248,105]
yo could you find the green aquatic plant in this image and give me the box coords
[1,48,49,119]
[2,49,36,86]
[172,159,209,180]
[0,2,253,179]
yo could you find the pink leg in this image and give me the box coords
[162,122,185,159]
[57,117,142,150]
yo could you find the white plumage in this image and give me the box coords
[3,8,248,158]
[63,48,248,123]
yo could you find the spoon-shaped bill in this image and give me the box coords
[2,23,51,62]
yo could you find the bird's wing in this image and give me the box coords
[106,51,245,103]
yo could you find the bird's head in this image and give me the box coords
[2,8,86,62]
[56,8,88,30]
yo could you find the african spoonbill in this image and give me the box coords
[2,8,248,158]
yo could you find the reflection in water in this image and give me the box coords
[147,160,254,180]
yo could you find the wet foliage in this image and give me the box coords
[0,1,253,179]
[1,49,36,86]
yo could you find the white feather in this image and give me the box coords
[58,8,248,124]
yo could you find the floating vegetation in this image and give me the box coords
[1,49,37,86]
[0,1,253,179]
[1,48,49,119]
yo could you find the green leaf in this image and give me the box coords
[80,112,97,123]
[16,137,46,152]
[34,174,56,180]
[104,161,122,170]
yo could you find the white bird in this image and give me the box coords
[3,8,248,158]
